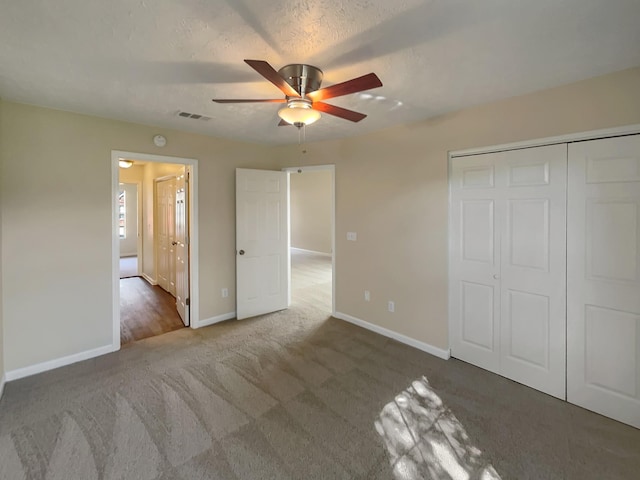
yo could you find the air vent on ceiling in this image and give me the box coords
[177,111,211,121]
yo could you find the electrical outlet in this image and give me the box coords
[221,288,228,298]
[347,232,357,241]
[388,301,395,313]
[364,290,370,301]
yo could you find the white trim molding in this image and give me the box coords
[196,312,236,328]
[334,312,451,360]
[0,373,6,400]
[112,150,200,342]
[5,344,118,382]
[450,123,640,158]
[290,247,332,257]
[141,273,158,286]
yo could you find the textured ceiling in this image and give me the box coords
[1,0,639,145]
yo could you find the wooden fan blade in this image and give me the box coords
[312,102,367,122]
[244,60,300,98]
[308,73,382,102]
[212,99,286,103]
[278,119,290,126]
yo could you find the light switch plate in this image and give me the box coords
[347,232,357,241]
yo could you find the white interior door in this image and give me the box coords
[236,168,289,320]
[156,177,176,295]
[450,154,501,374]
[568,135,640,428]
[175,168,189,326]
[450,144,567,399]
[498,145,567,399]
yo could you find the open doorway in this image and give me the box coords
[111,151,199,349]
[285,165,335,316]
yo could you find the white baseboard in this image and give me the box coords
[196,311,236,328]
[334,311,451,360]
[290,247,332,257]
[141,273,157,286]
[5,344,118,382]
[0,373,6,400]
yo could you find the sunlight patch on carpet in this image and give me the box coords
[376,376,501,480]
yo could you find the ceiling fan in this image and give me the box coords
[212,60,383,128]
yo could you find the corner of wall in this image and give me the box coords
[0,95,6,398]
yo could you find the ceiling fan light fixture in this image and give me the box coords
[278,100,321,126]
[119,159,134,169]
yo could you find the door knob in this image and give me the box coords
[172,241,178,246]
[239,250,245,255]
[493,274,500,279]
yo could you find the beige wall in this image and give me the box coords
[0,103,277,371]
[290,170,332,254]
[274,66,640,350]
[1,67,639,374]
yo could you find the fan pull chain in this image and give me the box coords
[297,123,307,145]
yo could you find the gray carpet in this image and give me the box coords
[0,252,639,479]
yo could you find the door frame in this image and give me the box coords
[282,164,336,316]
[111,150,199,351]
[447,122,640,352]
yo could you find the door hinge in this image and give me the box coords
[185,297,190,306]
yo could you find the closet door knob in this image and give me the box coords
[493,274,500,280]
[239,250,245,255]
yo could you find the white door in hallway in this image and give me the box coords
[156,177,177,296]
[235,168,289,320]
[567,135,640,428]
[450,144,567,399]
[175,168,190,326]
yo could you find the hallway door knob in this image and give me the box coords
[239,250,245,255]
[171,241,178,246]
[493,274,500,279]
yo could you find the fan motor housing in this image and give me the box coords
[278,64,323,97]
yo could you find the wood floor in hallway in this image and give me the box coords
[120,277,185,345]
[119,249,330,346]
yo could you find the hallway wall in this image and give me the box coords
[290,170,332,254]
[0,103,277,372]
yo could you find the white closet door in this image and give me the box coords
[498,145,567,399]
[450,144,567,399]
[568,135,640,428]
[450,155,502,374]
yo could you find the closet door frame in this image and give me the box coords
[448,124,640,389]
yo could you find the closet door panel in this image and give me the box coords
[498,145,567,399]
[450,155,502,374]
[568,135,640,428]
